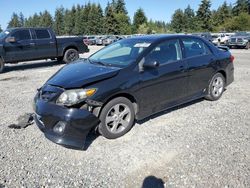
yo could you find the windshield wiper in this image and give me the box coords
[88,59,107,66]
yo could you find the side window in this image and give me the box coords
[182,38,211,58]
[146,39,182,65]
[11,30,31,41]
[35,29,51,39]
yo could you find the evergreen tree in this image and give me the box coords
[19,12,25,27]
[87,3,104,34]
[54,7,65,35]
[104,2,118,34]
[114,0,127,14]
[196,0,212,31]
[183,5,196,32]
[232,0,249,16]
[8,13,21,28]
[64,6,76,35]
[223,12,250,31]
[133,8,147,33]
[73,4,83,35]
[39,10,53,27]
[171,9,185,33]
[0,25,2,32]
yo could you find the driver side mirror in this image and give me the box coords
[5,37,16,43]
[143,60,159,69]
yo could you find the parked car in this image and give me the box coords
[103,36,117,46]
[83,36,96,45]
[34,35,234,149]
[0,28,89,73]
[95,36,105,45]
[192,32,213,43]
[227,32,250,49]
[212,33,231,45]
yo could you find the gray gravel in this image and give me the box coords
[0,47,249,187]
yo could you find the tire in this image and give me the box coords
[0,58,5,74]
[245,42,250,50]
[98,97,135,139]
[63,49,79,64]
[205,73,225,101]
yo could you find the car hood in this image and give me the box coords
[46,60,121,89]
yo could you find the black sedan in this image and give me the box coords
[34,35,234,149]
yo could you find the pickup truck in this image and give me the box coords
[227,32,250,49]
[0,28,89,73]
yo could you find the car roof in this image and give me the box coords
[127,34,204,43]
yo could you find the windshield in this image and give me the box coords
[0,30,10,39]
[89,39,151,67]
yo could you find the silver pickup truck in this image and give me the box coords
[227,32,250,49]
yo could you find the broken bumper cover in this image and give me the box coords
[34,98,99,149]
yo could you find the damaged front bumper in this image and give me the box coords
[34,97,100,149]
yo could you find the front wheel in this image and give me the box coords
[245,42,250,50]
[63,49,79,64]
[205,73,225,101]
[98,97,135,139]
[0,58,5,73]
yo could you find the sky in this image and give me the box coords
[0,0,236,30]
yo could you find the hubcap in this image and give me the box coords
[105,103,131,134]
[67,51,78,62]
[212,77,224,97]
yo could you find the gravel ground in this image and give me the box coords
[0,46,249,188]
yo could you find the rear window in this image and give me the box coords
[182,38,211,58]
[35,29,51,39]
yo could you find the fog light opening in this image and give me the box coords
[53,121,66,135]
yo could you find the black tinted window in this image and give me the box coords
[182,38,211,58]
[35,29,50,39]
[146,39,182,65]
[11,30,31,41]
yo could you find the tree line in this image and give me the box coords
[171,0,250,33]
[2,0,250,35]
[4,0,167,35]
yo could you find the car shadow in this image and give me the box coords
[137,98,204,125]
[3,60,64,73]
[83,98,204,150]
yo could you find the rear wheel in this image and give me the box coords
[98,97,135,139]
[0,58,5,73]
[63,49,79,64]
[205,73,225,101]
[245,42,250,50]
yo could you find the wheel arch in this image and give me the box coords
[97,92,139,119]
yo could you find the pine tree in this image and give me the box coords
[54,7,65,35]
[0,25,2,32]
[73,4,83,35]
[8,13,22,28]
[232,0,249,16]
[212,1,232,29]
[19,12,25,27]
[114,0,127,14]
[133,8,147,33]
[87,3,104,35]
[196,0,212,31]
[171,9,185,33]
[39,10,53,27]
[183,5,196,32]
[64,6,77,35]
[104,2,118,34]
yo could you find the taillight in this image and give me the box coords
[230,55,234,63]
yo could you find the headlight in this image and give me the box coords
[243,39,248,43]
[56,88,97,106]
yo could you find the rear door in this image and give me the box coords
[4,29,34,62]
[138,39,188,113]
[181,37,215,97]
[33,29,57,58]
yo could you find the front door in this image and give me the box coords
[137,39,188,115]
[4,29,34,62]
